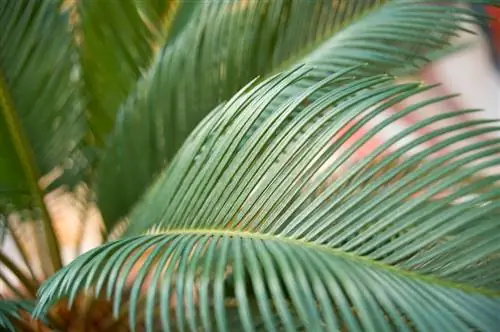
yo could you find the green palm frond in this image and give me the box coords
[62,0,199,148]
[0,301,19,332]
[93,0,390,230]
[0,0,85,270]
[94,0,495,232]
[54,0,195,189]
[36,67,500,331]
[0,300,38,331]
[75,0,155,145]
[134,0,197,41]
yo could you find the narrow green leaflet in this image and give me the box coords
[76,0,197,146]
[94,0,496,231]
[134,0,197,42]
[36,68,500,331]
[77,0,154,145]
[0,301,20,332]
[94,0,383,230]
[134,0,176,35]
[0,300,37,332]
[0,0,85,269]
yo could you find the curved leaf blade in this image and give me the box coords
[0,0,85,270]
[0,300,40,332]
[95,0,497,231]
[35,232,500,331]
[37,67,500,331]
[77,0,155,145]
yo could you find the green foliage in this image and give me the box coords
[0,0,499,331]
[0,0,86,271]
[36,68,500,331]
[95,0,489,231]
[78,0,155,145]
[94,0,385,229]
[0,300,37,331]
[0,0,84,208]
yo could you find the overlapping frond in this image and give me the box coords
[58,0,195,148]
[0,0,85,205]
[0,300,37,331]
[75,0,197,147]
[134,0,196,42]
[0,0,85,270]
[36,68,500,331]
[94,0,387,229]
[94,0,498,231]
[75,0,154,145]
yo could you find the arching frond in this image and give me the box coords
[36,67,500,331]
[93,0,385,229]
[75,0,154,145]
[0,0,85,270]
[73,0,197,146]
[0,300,37,331]
[134,0,197,42]
[94,0,498,231]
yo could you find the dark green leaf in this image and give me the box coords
[78,0,154,145]
[0,0,85,205]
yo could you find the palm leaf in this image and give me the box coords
[134,0,198,42]
[36,67,500,331]
[94,0,497,231]
[0,301,19,332]
[74,0,155,146]
[52,0,195,190]
[94,0,385,230]
[0,0,85,271]
[73,0,196,146]
[0,300,39,331]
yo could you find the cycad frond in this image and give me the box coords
[75,0,155,145]
[0,0,85,270]
[36,67,500,331]
[0,300,39,331]
[93,0,386,229]
[64,0,197,147]
[134,0,195,41]
[94,0,498,231]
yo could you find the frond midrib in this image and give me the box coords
[147,227,499,297]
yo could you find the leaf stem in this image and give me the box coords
[0,73,62,273]
[148,229,500,297]
[6,220,39,284]
[0,251,37,297]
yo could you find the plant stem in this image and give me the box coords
[0,73,62,273]
[0,270,27,298]
[0,251,37,297]
[6,219,39,284]
[74,186,90,257]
